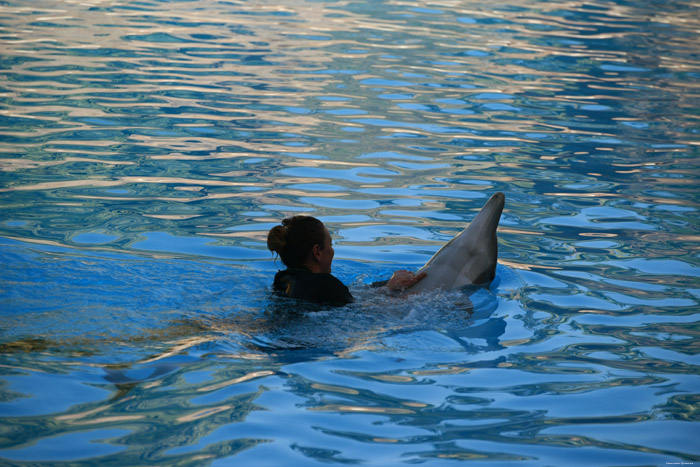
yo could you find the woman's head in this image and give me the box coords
[267,215,334,273]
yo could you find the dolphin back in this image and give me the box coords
[408,192,505,293]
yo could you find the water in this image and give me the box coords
[1,0,699,464]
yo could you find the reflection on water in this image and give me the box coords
[1,0,699,464]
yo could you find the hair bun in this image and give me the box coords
[267,224,289,254]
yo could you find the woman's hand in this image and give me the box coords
[385,269,427,291]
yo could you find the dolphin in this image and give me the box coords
[407,192,505,293]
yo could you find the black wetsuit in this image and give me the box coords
[273,268,354,306]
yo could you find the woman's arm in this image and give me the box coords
[384,270,427,292]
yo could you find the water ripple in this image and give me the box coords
[2,0,700,464]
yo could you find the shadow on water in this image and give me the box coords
[1,240,512,402]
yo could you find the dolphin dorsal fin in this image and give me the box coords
[407,192,505,293]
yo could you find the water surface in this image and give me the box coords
[1,0,699,465]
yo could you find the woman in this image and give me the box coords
[267,215,426,305]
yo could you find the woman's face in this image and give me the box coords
[318,228,335,273]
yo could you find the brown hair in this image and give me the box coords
[267,215,327,268]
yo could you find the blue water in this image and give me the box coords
[1,0,699,465]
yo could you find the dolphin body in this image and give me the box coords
[407,192,505,293]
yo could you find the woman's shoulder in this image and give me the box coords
[273,269,353,305]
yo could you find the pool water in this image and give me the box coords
[1,0,699,465]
